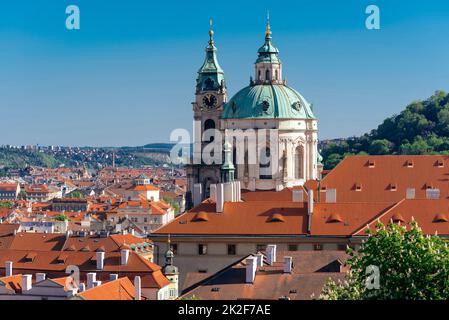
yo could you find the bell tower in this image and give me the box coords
[186,20,227,209]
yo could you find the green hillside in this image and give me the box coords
[322,91,449,169]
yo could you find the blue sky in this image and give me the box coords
[0,0,448,147]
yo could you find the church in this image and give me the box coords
[186,19,322,208]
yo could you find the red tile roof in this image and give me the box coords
[321,155,449,203]
[154,201,308,235]
[77,277,137,300]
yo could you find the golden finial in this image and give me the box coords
[209,18,214,41]
[265,10,272,38]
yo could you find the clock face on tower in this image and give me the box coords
[202,94,217,109]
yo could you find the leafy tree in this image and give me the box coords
[369,139,393,155]
[54,213,68,221]
[0,201,13,209]
[322,91,449,169]
[319,220,449,300]
[163,196,181,215]
[70,191,84,199]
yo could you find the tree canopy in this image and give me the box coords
[319,220,449,300]
[322,91,449,169]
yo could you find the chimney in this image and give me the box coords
[134,276,141,300]
[109,273,118,281]
[66,288,78,298]
[245,256,257,283]
[406,188,415,199]
[223,182,234,202]
[325,189,337,203]
[78,283,86,292]
[121,249,129,265]
[266,245,277,265]
[308,189,314,232]
[216,183,224,213]
[210,184,217,202]
[256,253,264,267]
[292,189,303,202]
[87,272,96,289]
[308,190,314,215]
[236,181,241,201]
[283,256,293,273]
[92,280,102,287]
[193,183,202,207]
[5,261,12,277]
[36,273,46,282]
[22,274,32,292]
[96,251,105,270]
[130,229,135,236]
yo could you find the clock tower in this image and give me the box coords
[186,21,227,209]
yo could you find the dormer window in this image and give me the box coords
[354,183,362,192]
[433,213,448,223]
[389,183,397,191]
[436,160,444,168]
[391,213,405,224]
[406,160,414,168]
[368,160,375,168]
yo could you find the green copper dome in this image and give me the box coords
[222,84,315,119]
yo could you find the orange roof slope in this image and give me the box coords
[154,200,308,235]
[0,274,23,293]
[321,155,449,203]
[353,199,449,236]
[77,277,136,300]
[311,202,395,236]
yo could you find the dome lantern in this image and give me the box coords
[255,15,282,85]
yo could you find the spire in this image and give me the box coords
[265,10,272,39]
[197,18,225,92]
[209,18,214,45]
[165,234,174,266]
[255,13,282,84]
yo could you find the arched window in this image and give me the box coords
[204,119,216,143]
[265,69,270,81]
[275,69,278,80]
[259,147,272,179]
[295,145,304,179]
[258,70,261,80]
